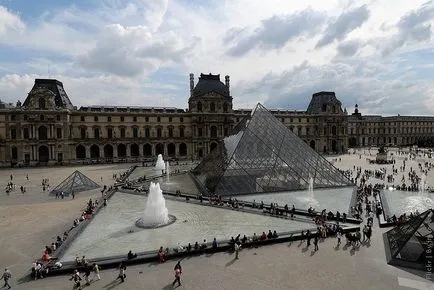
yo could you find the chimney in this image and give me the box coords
[189,73,194,96]
[225,75,230,93]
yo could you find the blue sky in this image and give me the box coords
[0,0,433,115]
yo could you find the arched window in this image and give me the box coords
[145,127,150,138]
[223,102,228,113]
[210,102,215,112]
[197,102,202,112]
[157,128,162,138]
[210,126,217,138]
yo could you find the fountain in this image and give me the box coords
[136,182,176,228]
[154,154,166,171]
[295,176,320,208]
[418,174,426,196]
[385,174,434,216]
[166,161,170,181]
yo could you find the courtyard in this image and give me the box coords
[0,148,433,289]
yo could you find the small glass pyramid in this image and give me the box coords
[50,170,100,196]
[191,103,353,196]
[384,209,434,271]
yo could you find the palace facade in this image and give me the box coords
[0,73,434,167]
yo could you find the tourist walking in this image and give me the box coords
[2,268,11,289]
[336,231,342,246]
[313,235,319,251]
[69,269,82,290]
[116,263,126,283]
[172,262,182,287]
[92,263,101,281]
[235,242,240,259]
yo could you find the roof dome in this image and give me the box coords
[192,73,230,98]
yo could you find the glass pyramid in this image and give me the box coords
[384,209,434,271]
[191,103,354,196]
[50,170,100,196]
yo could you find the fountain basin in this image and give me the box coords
[136,214,177,229]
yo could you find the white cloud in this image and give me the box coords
[0,0,433,115]
[0,6,24,36]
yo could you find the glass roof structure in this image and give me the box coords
[191,103,354,196]
[384,209,434,271]
[50,170,100,196]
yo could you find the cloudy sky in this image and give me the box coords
[0,0,433,115]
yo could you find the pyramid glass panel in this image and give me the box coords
[191,103,354,196]
[50,170,101,196]
[384,210,434,270]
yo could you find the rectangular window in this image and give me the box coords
[180,117,183,123]
[198,128,203,137]
[145,117,149,122]
[56,128,62,139]
[81,128,86,139]
[81,116,85,122]
[23,128,29,139]
[94,128,99,139]
[108,116,111,122]
[133,127,138,138]
[120,128,125,138]
[10,129,16,139]
[121,116,124,122]
[57,115,61,121]
[94,116,98,122]
[133,116,137,122]
[107,128,113,139]
[179,127,184,137]
[168,127,173,138]
[169,117,172,122]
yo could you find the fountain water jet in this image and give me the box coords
[297,176,320,208]
[154,154,166,171]
[166,161,170,181]
[136,182,176,228]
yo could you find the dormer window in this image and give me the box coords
[197,102,202,112]
[322,104,327,112]
[39,97,46,110]
[210,102,215,112]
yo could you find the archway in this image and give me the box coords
[38,146,49,162]
[179,143,187,156]
[104,144,113,158]
[156,143,164,155]
[11,146,18,160]
[76,145,86,159]
[309,140,315,150]
[210,142,218,152]
[210,126,217,138]
[332,140,337,152]
[117,144,126,158]
[167,143,176,157]
[130,143,139,157]
[90,145,100,159]
[198,149,203,158]
[143,143,152,157]
[348,137,357,147]
[38,126,48,140]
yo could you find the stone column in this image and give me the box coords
[85,146,90,159]
[126,144,131,158]
[113,144,118,158]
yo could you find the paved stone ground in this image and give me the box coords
[0,151,433,289]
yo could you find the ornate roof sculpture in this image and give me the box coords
[384,209,434,271]
[50,170,100,196]
[22,79,74,110]
[191,103,354,196]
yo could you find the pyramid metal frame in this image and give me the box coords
[383,209,434,271]
[50,170,100,196]
[191,103,354,196]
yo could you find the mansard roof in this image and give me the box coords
[306,91,342,114]
[192,73,230,98]
[22,79,74,110]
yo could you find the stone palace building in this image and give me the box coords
[0,73,434,167]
